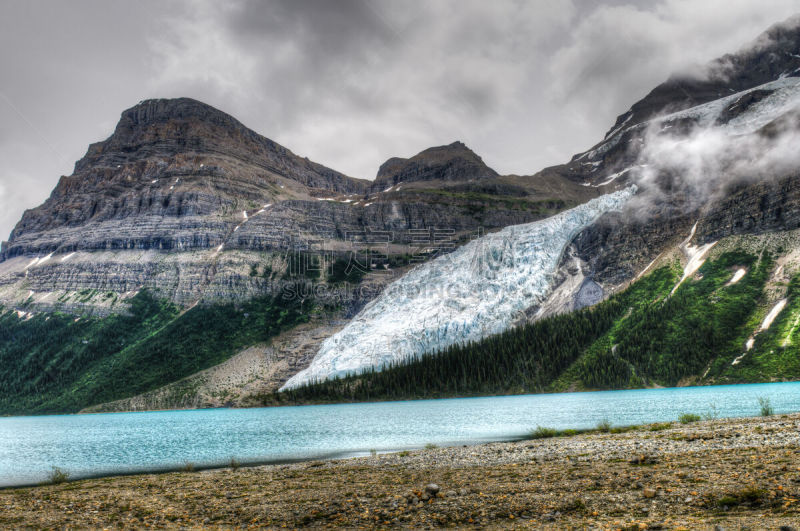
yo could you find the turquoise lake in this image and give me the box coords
[1,381,799,487]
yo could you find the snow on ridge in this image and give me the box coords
[605,114,633,140]
[595,168,630,187]
[656,77,800,134]
[280,187,636,390]
[574,77,800,166]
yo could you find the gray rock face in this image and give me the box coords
[6,20,798,321]
[78,98,368,194]
[573,138,800,288]
[574,279,604,310]
[1,98,368,261]
[0,98,589,313]
[371,141,499,191]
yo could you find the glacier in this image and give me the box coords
[656,76,800,134]
[280,188,635,390]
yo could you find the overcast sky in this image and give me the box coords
[0,0,798,241]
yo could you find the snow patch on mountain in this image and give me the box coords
[281,188,635,390]
[761,299,787,331]
[671,223,718,296]
[657,77,800,134]
[578,77,800,167]
[734,298,788,365]
[727,268,746,285]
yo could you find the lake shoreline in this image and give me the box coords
[81,376,800,414]
[3,413,799,528]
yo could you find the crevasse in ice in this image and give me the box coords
[280,187,635,390]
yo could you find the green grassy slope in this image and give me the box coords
[0,291,311,414]
[276,249,799,405]
[715,273,800,383]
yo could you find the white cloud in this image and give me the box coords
[633,80,800,212]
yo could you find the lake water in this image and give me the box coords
[1,381,799,487]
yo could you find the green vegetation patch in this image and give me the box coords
[678,413,702,424]
[0,291,311,414]
[716,487,768,508]
[715,272,800,383]
[327,258,367,284]
[595,251,772,388]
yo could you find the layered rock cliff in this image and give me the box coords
[0,98,593,315]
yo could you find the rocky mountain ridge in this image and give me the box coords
[0,96,594,316]
[606,13,800,135]
[371,141,499,191]
[3,15,800,413]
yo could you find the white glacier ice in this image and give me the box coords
[656,77,800,134]
[574,77,800,167]
[281,188,635,390]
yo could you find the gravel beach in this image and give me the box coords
[2,413,800,529]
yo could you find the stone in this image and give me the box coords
[642,487,657,498]
[424,483,440,495]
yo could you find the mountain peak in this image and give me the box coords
[373,141,498,189]
[65,97,366,194]
[100,97,257,157]
[604,14,800,136]
[117,97,244,131]
[73,97,259,174]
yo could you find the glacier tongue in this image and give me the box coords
[280,188,636,391]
